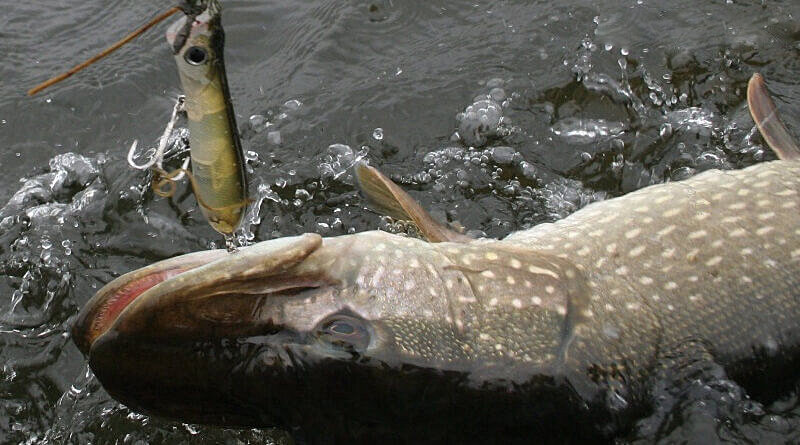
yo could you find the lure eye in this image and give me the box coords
[184,46,208,65]
[316,314,370,352]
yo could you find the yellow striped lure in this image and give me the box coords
[29,1,249,244]
[130,0,249,240]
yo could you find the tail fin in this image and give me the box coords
[355,162,471,243]
[747,73,800,160]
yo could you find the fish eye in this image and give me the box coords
[316,314,370,352]
[184,46,208,65]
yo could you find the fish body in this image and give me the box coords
[72,76,800,441]
[166,1,248,235]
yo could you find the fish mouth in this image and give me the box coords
[71,234,323,356]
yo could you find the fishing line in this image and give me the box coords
[27,5,183,96]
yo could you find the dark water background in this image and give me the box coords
[2,0,800,443]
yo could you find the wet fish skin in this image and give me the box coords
[71,75,800,440]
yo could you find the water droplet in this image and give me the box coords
[283,99,302,111]
[267,131,281,145]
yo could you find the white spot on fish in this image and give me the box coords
[662,248,676,258]
[556,305,567,315]
[759,212,776,220]
[604,303,615,311]
[729,228,747,238]
[655,194,672,204]
[639,276,654,285]
[606,243,618,254]
[625,228,642,239]
[741,248,753,255]
[509,258,522,269]
[629,245,646,257]
[711,239,724,248]
[705,256,722,267]
[663,208,681,217]
[577,246,591,256]
[532,296,542,305]
[423,309,433,317]
[776,189,797,196]
[527,265,560,279]
[506,276,516,285]
[689,230,707,239]
[404,281,415,291]
[512,298,522,308]
[486,252,499,261]
[737,189,751,196]
[756,226,774,236]
[481,270,496,279]
[781,201,797,209]
[626,302,640,311]
[728,203,746,210]
[664,281,678,290]
[635,205,650,213]
[445,279,454,289]
[652,294,660,301]
[615,266,628,275]
[595,258,607,268]
[791,249,800,258]
[545,285,555,294]
[479,333,490,341]
[524,280,532,288]
[458,296,477,303]
[598,214,617,224]
[409,258,420,268]
[695,212,710,221]
[722,216,741,224]
[489,297,498,306]
[688,275,698,282]
[740,276,752,284]
[589,229,605,237]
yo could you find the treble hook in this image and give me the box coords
[127,95,186,171]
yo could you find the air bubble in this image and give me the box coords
[372,128,384,140]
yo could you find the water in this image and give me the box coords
[2,0,800,443]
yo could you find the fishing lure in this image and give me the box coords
[29,0,250,239]
[164,0,249,236]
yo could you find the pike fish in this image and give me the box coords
[72,74,800,442]
[166,0,248,236]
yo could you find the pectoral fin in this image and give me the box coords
[747,73,800,160]
[355,162,471,243]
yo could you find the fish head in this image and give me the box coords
[72,230,583,428]
[73,231,469,364]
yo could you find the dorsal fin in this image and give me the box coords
[747,73,800,160]
[355,162,472,243]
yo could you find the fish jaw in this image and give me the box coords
[71,234,323,356]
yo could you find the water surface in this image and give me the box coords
[1,0,799,443]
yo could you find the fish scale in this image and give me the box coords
[503,159,800,384]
